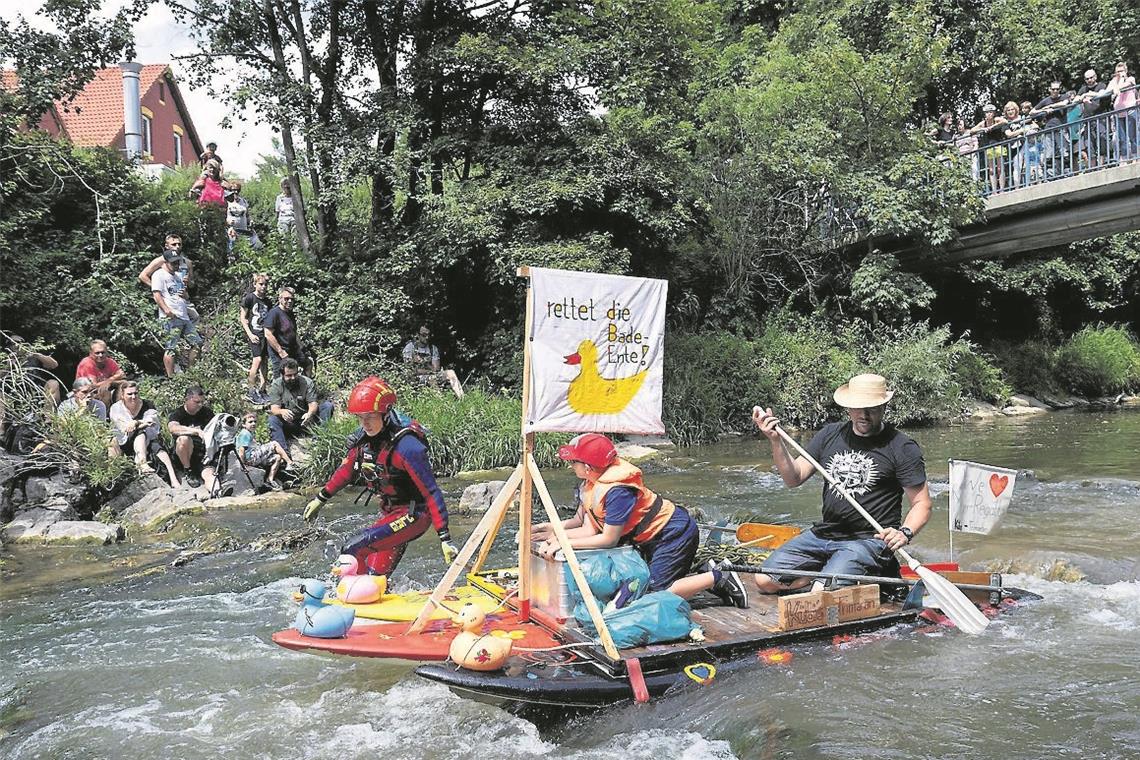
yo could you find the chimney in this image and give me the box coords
[120,61,144,161]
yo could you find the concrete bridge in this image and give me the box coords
[895,161,1140,270]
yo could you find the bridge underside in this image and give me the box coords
[889,162,1140,270]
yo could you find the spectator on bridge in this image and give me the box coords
[1002,101,1039,187]
[1108,61,1138,163]
[928,112,956,146]
[954,118,980,180]
[1077,69,1112,169]
[971,104,1009,192]
[1032,81,1071,178]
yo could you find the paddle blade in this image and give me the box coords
[913,565,990,635]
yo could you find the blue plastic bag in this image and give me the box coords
[564,550,651,606]
[575,591,693,649]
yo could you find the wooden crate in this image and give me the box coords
[777,584,881,631]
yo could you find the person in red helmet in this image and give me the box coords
[302,377,458,574]
[533,433,748,608]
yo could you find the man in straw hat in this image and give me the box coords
[742,373,931,592]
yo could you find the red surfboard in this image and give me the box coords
[271,610,562,661]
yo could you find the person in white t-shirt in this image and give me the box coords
[151,249,203,377]
[226,181,263,257]
[275,178,296,235]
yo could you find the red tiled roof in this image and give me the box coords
[54,64,170,147]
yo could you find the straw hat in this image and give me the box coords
[833,374,894,408]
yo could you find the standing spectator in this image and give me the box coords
[1032,81,1070,178]
[1065,89,1085,168]
[57,377,107,421]
[168,385,217,490]
[263,287,312,379]
[1109,61,1138,163]
[190,160,226,207]
[152,249,203,377]
[266,358,333,451]
[7,334,62,414]
[928,112,956,145]
[954,118,979,180]
[74,339,126,410]
[971,104,1008,192]
[402,325,465,398]
[1002,101,1039,188]
[225,181,262,257]
[139,235,198,325]
[110,381,180,487]
[1077,69,1111,169]
[239,273,273,403]
[199,141,223,173]
[275,178,296,236]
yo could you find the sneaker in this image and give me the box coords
[266,479,284,491]
[711,560,749,609]
[186,473,204,488]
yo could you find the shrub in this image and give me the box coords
[864,323,966,424]
[948,342,1010,404]
[1055,325,1140,396]
[988,340,1059,397]
[49,412,134,492]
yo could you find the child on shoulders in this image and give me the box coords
[236,411,293,489]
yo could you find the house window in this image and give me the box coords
[142,114,153,156]
[173,131,183,165]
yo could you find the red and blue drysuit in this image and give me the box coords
[315,415,450,576]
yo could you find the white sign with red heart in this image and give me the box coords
[949,459,1018,535]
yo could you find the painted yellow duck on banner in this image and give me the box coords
[526,267,667,435]
[564,339,649,415]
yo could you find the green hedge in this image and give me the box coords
[1056,325,1140,396]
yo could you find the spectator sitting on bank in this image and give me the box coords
[267,358,333,452]
[152,248,204,378]
[402,325,465,399]
[57,377,107,421]
[199,141,223,174]
[74,339,126,410]
[110,381,180,487]
[236,410,293,490]
[167,385,217,491]
[7,334,62,413]
[239,272,272,404]
[264,287,313,379]
[139,234,198,324]
[225,181,262,257]
[275,178,296,236]
[190,159,226,207]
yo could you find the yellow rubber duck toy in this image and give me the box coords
[448,603,513,671]
[564,339,649,415]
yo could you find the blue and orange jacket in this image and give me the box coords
[580,459,674,544]
[319,415,448,533]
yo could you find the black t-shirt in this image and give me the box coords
[241,293,272,336]
[264,306,299,352]
[805,421,927,540]
[1077,84,1109,117]
[169,404,214,431]
[1033,95,1067,128]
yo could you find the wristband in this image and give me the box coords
[316,489,331,503]
[437,528,451,543]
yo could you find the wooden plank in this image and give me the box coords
[778,585,880,632]
[735,523,801,548]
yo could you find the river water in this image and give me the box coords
[2,409,1139,759]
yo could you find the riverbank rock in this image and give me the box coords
[42,520,124,545]
[1,507,64,541]
[458,480,507,513]
[119,489,205,530]
[967,401,1004,420]
[1002,394,1050,415]
[16,472,88,516]
[615,442,662,462]
[101,473,172,516]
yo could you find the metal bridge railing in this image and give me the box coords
[957,100,1140,197]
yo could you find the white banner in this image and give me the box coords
[526,267,667,434]
[948,459,1017,535]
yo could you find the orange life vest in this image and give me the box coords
[581,459,675,544]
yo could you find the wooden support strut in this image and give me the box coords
[406,463,524,635]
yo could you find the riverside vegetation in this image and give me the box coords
[3,0,1140,496]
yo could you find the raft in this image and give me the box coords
[414,573,1040,709]
[329,584,502,622]
[271,609,560,660]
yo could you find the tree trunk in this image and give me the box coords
[362,0,403,233]
[262,0,313,257]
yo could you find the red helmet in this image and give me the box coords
[347,376,396,415]
[557,433,617,470]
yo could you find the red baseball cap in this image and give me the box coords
[557,433,617,469]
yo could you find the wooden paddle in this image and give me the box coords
[698,522,802,549]
[773,425,990,635]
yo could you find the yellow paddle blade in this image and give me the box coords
[735,523,801,548]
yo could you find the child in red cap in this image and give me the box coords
[534,433,747,608]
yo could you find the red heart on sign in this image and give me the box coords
[989,474,1009,498]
